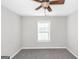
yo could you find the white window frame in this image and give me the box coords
[37,22,50,42]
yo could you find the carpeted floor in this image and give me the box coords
[1,56,10,59]
[12,49,77,59]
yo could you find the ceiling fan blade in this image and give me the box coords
[47,6,52,12]
[43,0,49,2]
[35,5,42,10]
[33,0,42,3]
[49,0,65,4]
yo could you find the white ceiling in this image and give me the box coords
[1,0,78,16]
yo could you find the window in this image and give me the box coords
[38,22,50,42]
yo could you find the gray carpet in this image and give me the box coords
[1,56,10,59]
[12,49,77,59]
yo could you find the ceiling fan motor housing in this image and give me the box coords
[41,2,49,8]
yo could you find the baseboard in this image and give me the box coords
[10,48,22,59]
[22,47,66,49]
[67,48,78,58]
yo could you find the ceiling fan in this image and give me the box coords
[33,0,65,12]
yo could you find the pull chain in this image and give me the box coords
[44,9,46,16]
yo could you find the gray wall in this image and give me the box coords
[22,16,67,48]
[1,6,22,56]
[67,11,78,56]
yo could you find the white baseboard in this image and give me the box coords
[67,48,78,58]
[22,47,66,49]
[10,48,22,59]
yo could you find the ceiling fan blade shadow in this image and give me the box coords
[35,5,42,10]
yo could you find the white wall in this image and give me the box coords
[1,6,22,56]
[22,16,67,48]
[67,11,78,56]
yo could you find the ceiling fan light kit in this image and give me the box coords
[41,2,49,8]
